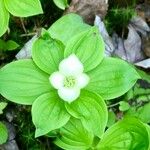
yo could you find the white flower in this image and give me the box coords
[49,54,90,103]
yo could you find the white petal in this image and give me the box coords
[58,87,80,103]
[49,72,64,89]
[76,73,90,88]
[59,54,83,76]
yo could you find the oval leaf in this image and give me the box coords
[0,59,52,105]
[0,0,9,36]
[0,122,8,145]
[53,0,68,10]
[55,118,94,150]
[97,117,150,150]
[32,92,70,137]
[4,0,43,17]
[32,32,64,74]
[64,27,105,72]
[48,13,90,45]
[5,40,19,51]
[86,57,140,100]
[65,90,108,138]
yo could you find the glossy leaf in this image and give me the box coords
[65,90,108,138]
[97,117,149,150]
[64,27,105,72]
[55,118,94,150]
[32,92,70,137]
[0,122,8,145]
[4,0,43,17]
[32,32,64,74]
[0,0,9,36]
[48,13,90,45]
[0,59,52,105]
[53,0,68,10]
[86,57,140,100]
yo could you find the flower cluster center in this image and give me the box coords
[63,76,76,88]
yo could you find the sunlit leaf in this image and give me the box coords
[4,0,43,17]
[32,92,70,137]
[0,59,52,105]
[86,57,140,100]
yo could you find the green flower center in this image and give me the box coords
[64,76,76,88]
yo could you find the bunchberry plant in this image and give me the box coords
[50,54,90,102]
[0,0,43,36]
[55,117,150,150]
[0,14,147,149]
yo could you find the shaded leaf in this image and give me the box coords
[53,0,68,10]
[0,102,7,114]
[0,122,8,145]
[5,40,19,51]
[107,111,116,128]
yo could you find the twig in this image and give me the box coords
[20,32,36,37]
[108,102,120,108]
[20,18,27,33]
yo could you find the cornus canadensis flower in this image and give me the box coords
[50,54,90,102]
[0,15,139,139]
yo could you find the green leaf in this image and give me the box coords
[32,32,64,74]
[5,40,19,50]
[0,40,19,51]
[32,92,70,137]
[0,39,6,49]
[0,0,9,37]
[55,118,94,150]
[0,59,52,105]
[97,117,150,150]
[86,57,140,100]
[0,122,8,145]
[107,111,116,128]
[0,102,7,114]
[53,0,68,10]
[4,0,43,17]
[64,26,105,72]
[119,101,130,112]
[65,90,108,138]
[145,124,150,150]
[48,13,90,45]
[137,103,150,123]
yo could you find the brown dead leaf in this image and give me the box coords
[65,0,108,24]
